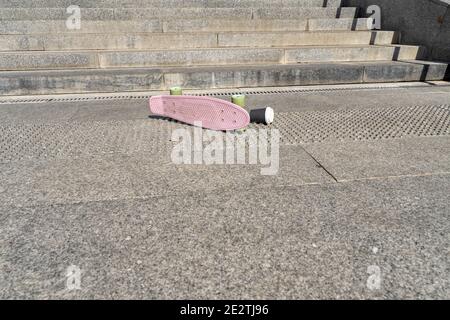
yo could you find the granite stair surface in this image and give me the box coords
[0,0,448,95]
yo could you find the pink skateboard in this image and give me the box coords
[149,95,250,131]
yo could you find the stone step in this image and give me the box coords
[284,45,425,64]
[218,30,397,48]
[0,60,447,96]
[0,45,425,71]
[165,17,372,33]
[0,31,397,51]
[0,0,345,8]
[0,7,358,21]
[0,18,373,34]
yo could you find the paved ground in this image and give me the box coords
[0,83,449,299]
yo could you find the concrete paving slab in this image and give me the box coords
[0,87,448,299]
[0,99,148,124]
[303,137,450,181]
[0,145,333,207]
[0,175,448,299]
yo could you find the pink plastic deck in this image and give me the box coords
[150,95,250,131]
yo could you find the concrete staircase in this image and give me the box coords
[0,0,448,96]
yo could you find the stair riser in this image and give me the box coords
[0,18,373,35]
[192,63,446,88]
[308,18,372,31]
[0,33,218,51]
[1,62,447,96]
[164,20,311,33]
[164,18,372,33]
[218,31,397,48]
[257,7,357,19]
[0,46,425,71]
[0,7,358,21]
[0,20,164,34]
[0,31,398,51]
[285,46,426,64]
[0,0,345,8]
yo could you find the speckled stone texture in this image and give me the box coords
[0,86,449,299]
[0,0,448,95]
[346,0,450,61]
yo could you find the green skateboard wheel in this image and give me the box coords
[170,86,183,96]
[231,94,246,108]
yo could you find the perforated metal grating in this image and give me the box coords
[0,104,449,163]
[0,120,174,163]
[271,105,450,144]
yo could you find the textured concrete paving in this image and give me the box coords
[0,84,449,299]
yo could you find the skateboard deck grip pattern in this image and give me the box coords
[150,95,250,131]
